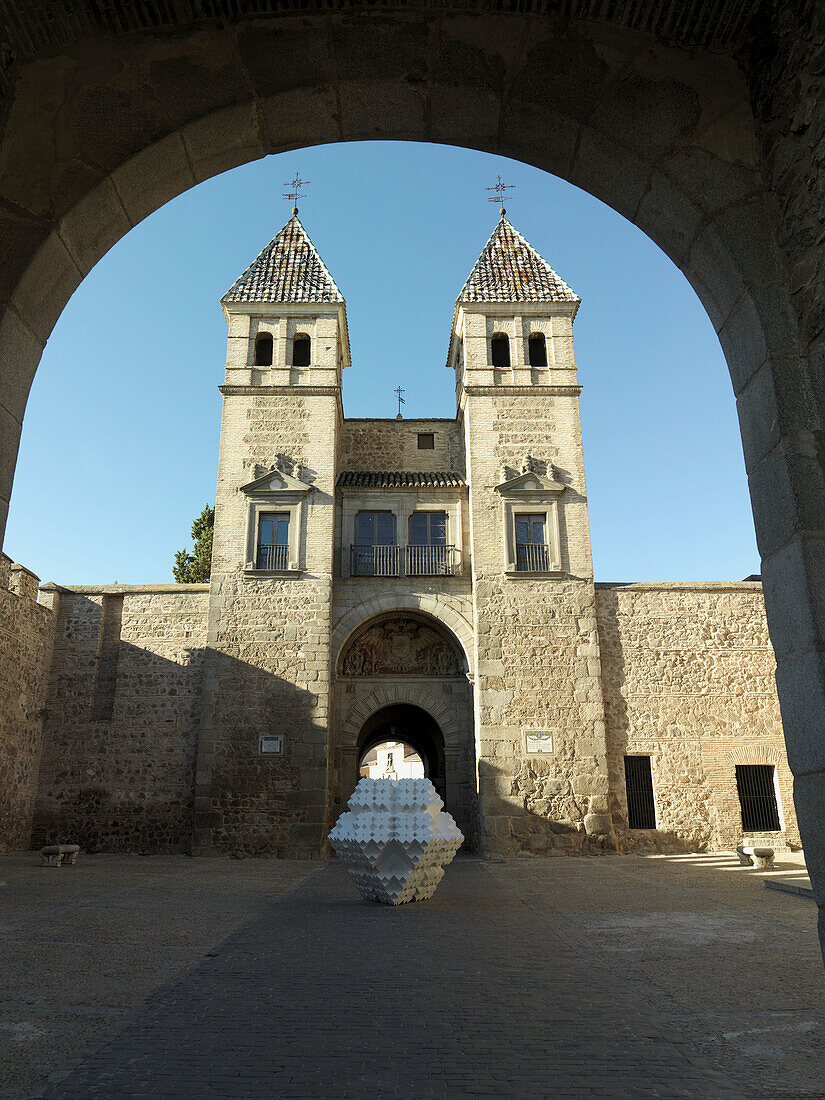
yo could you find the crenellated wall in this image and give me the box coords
[0,554,54,851]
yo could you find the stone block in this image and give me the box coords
[110,132,195,229]
[583,813,613,836]
[58,177,132,277]
[763,538,825,661]
[775,649,825,777]
[10,233,82,343]
[749,447,825,562]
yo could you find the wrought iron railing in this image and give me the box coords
[515,542,550,572]
[405,545,457,576]
[351,545,402,576]
[350,545,458,577]
[257,544,289,570]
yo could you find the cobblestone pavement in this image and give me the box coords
[18,852,823,1099]
[0,853,318,1098]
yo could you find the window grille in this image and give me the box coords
[624,755,656,829]
[736,764,780,832]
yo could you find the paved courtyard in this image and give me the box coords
[0,851,822,1098]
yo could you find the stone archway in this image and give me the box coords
[3,5,825,954]
[335,614,477,847]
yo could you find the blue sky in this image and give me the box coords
[5,141,758,584]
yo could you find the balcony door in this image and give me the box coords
[408,512,448,575]
[354,511,398,575]
[257,513,289,570]
[515,513,549,572]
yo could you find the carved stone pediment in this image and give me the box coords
[494,469,566,494]
[240,467,313,495]
[341,617,463,677]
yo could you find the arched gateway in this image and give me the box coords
[334,613,476,848]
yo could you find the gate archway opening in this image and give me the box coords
[357,704,447,806]
[4,7,825,960]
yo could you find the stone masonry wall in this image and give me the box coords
[196,387,338,856]
[0,554,54,851]
[596,583,799,853]
[339,418,464,473]
[33,585,209,852]
[464,386,613,858]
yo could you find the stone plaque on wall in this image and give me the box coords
[341,618,462,677]
[525,731,554,754]
[259,736,283,755]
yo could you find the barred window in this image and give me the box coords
[736,764,780,832]
[624,755,656,829]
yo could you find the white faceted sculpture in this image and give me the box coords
[329,778,464,905]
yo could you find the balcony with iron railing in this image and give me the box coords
[515,542,551,572]
[256,544,289,570]
[350,544,459,577]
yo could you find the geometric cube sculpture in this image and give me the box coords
[328,777,464,904]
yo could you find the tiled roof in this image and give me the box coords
[337,471,466,488]
[223,213,344,304]
[458,215,579,304]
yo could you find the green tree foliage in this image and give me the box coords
[173,504,214,583]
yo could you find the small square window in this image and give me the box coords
[417,433,435,450]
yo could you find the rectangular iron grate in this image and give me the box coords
[736,764,780,832]
[624,755,656,829]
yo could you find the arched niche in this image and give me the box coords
[338,614,467,679]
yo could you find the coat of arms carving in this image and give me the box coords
[341,618,462,677]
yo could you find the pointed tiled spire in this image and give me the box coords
[458,215,578,304]
[223,214,344,304]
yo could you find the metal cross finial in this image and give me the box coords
[283,172,310,214]
[487,174,515,216]
[395,386,406,418]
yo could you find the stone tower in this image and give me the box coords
[449,213,615,854]
[192,212,349,855]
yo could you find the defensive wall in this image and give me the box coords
[32,583,209,852]
[0,554,54,851]
[0,567,799,856]
[596,582,800,854]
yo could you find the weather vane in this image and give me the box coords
[487,174,514,215]
[283,172,310,214]
[395,386,406,419]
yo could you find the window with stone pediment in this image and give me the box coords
[515,513,549,572]
[257,513,289,571]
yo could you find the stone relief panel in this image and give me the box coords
[340,618,463,677]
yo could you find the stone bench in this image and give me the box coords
[41,844,80,867]
[736,844,774,869]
